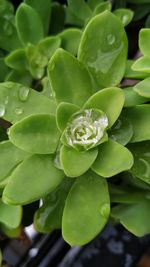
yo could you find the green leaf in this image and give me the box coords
[3,154,64,205]
[123,105,150,142]
[16,3,44,45]
[60,145,98,177]
[67,0,92,22]
[62,172,110,246]
[24,0,52,35]
[139,29,150,56]
[0,199,22,228]
[123,87,148,107]
[88,0,104,10]
[0,140,29,182]
[48,48,93,107]
[0,58,9,82]
[5,70,32,87]
[59,28,82,56]
[84,87,125,128]
[134,77,150,98]
[111,200,150,237]
[8,114,60,154]
[108,116,133,145]
[92,139,133,177]
[93,2,112,16]
[34,178,73,233]
[78,11,128,88]
[114,8,134,26]
[50,2,65,35]
[65,6,83,27]
[38,36,61,59]
[0,17,22,51]
[0,82,56,123]
[128,142,150,184]
[5,48,28,71]
[56,102,79,132]
[132,57,150,73]
[125,60,149,79]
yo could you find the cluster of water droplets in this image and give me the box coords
[0,85,30,118]
[65,109,108,151]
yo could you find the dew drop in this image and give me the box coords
[19,87,30,102]
[15,107,23,115]
[0,105,5,117]
[107,34,115,45]
[100,203,110,218]
[5,96,9,105]
[122,15,128,25]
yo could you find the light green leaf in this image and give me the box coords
[123,105,150,142]
[59,28,82,56]
[0,199,22,228]
[3,154,64,205]
[125,60,149,79]
[139,29,150,57]
[38,36,61,59]
[123,87,148,107]
[34,178,73,233]
[114,8,134,26]
[132,56,150,73]
[134,77,150,98]
[0,140,29,182]
[16,3,44,45]
[56,102,79,132]
[5,48,28,71]
[8,114,60,154]
[62,171,110,246]
[48,48,93,107]
[111,200,150,236]
[92,139,133,177]
[84,87,125,128]
[0,82,56,123]
[78,11,128,88]
[67,0,92,22]
[60,145,98,177]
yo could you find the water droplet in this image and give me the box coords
[3,20,13,36]
[19,87,30,102]
[15,107,23,115]
[107,34,115,45]
[122,15,128,25]
[100,203,110,218]
[0,105,5,117]
[65,109,108,151]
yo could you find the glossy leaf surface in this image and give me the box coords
[123,105,150,142]
[84,87,125,128]
[139,29,150,57]
[114,8,133,26]
[34,178,73,232]
[0,141,29,182]
[111,201,150,236]
[9,114,60,154]
[0,82,56,123]
[134,77,150,98]
[62,172,110,246]
[16,3,44,45]
[56,102,79,132]
[48,49,93,107]
[128,142,150,184]
[78,11,128,88]
[60,145,98,177]
[123,87,148,107]
[92,139,133,177]
[3,155,64,205]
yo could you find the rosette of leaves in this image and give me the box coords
[0,9,150,246]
